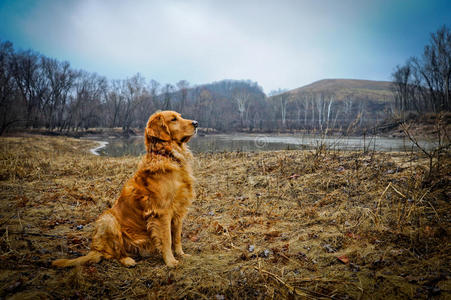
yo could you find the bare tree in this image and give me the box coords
[176,80,189,114]
[310,93,315,129]
[0,41,22,134]
[121,74,145,132]
[392,62,412,113]
[392,25,451,114]
[344,96,353,122]
[316,93,323,130]
[41,57,77,130]
[233,87,251,128]
[12,50,48,128]
[326,96,334,128]
[71,71,107,131]
[199,89,213,130]
[291,95,304,129]
[279,93,289,128]
[303,95,308,127]
[162,84,175,110]
[148,79,161,110]
[134,88,155,128]
[421,26,451,111]
[105,80,123,128]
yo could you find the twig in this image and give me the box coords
[406,189,429,219]
[0,214,15,227]
[348,212,365,229]
[118,278,140,297]
[254,267,334,299]
[377,182,406,212]
[17,211,23,231]
[377,183,391,213]
[389,184,406,198]
[254,267,311,298]
[426,200,441,223]
[417,189,430,202]
[296,278,344,283]
[277,252,310,269]
[186,290,209,300]
[55,197,68,213]
[400,123,431,157]
[365,208,386,230]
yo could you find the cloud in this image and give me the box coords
[3,0,450,92]
[10,0,331,91]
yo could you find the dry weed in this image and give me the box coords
[0,136,449,299]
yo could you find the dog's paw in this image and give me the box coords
[175,248,190,258]
[177,252,191,258]
[165,258,179,268]
[120,257,137,267]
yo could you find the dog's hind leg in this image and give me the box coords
[119,257,136,267]
[93,212,136,267]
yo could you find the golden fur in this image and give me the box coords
[53,111,197,268]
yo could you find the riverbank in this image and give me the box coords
[4,112,449,140]
[2,127,140,139]
[0,135,449,299]
[87,133,437,157]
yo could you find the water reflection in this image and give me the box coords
[96,134,434,157]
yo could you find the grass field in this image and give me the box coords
[0,135,449,299]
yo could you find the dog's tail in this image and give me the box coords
[52,251,103,268]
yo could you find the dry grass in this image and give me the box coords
[0,135,450,299]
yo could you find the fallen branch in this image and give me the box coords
[0,229,65,239]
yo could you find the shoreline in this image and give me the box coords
[1,123,441,140]
[88,140,109,155]
[86,134,436,156]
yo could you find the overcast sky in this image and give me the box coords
[1,0,450,93]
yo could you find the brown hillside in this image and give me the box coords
[285,79,394,102]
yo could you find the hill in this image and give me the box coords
[286,79,394,102]
[182,78,396,132]
[266,79,396,132]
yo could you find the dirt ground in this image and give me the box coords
[0,135,450,299]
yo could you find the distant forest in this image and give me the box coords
[0,26,449,135]
[0,40,391,135]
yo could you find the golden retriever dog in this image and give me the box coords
[53,111,198,268]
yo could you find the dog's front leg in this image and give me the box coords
[172,216,190,257]
[158,214,179,267]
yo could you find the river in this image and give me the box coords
[88,134,434,157]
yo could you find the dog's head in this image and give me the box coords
[145,110,198,151]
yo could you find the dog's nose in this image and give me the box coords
[192,121,198,128]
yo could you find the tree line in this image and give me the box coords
[0,40,189,134]
[0,39,267,135]
[0,39,383,135]
[392,25,451,114]
[2,26,449,136]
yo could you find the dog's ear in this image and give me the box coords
[145,114,171,144]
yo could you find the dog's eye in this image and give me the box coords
[171,117,177,122]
